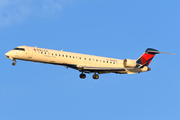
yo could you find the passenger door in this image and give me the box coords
[28,47,33,58]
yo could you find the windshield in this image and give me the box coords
[13,48,25,51]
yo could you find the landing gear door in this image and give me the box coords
[28,47,33,58]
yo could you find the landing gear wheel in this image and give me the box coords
[80,74,86,79]
[12,59,16,66]
[12,62,16,66]
[93,74,99,79]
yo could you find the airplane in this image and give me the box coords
[5,46,175,79]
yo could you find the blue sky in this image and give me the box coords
[1,0,180,120]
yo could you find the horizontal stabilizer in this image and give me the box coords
[148,51,176,55]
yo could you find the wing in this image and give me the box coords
[80,66,136,74]
[83,66,128,71]
[60,64,136,74]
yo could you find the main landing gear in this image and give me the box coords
[79,72,99,80]
[79,73,86,79]
[92,73,99,80]
[12,59,16,66]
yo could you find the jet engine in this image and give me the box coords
[123,59,137,67]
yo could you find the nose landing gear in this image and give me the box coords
[12,62,16,66]
[12,59,16,66]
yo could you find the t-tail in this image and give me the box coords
[136,48,175,68]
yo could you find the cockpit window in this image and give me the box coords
[13,48,25,51]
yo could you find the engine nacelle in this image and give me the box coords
[123,59,137,67]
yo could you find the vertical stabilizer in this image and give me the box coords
[136,48,159,66]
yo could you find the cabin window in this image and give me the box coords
[107,61,108,63]
[52,53,53,55]
[66,55,68,57]
[73,56,74,58]
[110,62,112,64]
[69,56,71,58]
[89,58,91,61]
[84,58,86,60]
[59,54,61,56]
[55,54,57,56]
[100,60,101,62]
[113,62,115,64]
[45,52,46,54]
[103,61,105,63]
[62,55,64,57]
[79,57,81,59]
[41,52,43,54]
[96,59,98,62]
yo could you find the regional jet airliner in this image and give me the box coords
[5,46,175,79]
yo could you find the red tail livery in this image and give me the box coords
[136,48,159,67]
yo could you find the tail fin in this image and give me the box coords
[137,48,175,67]
[136,48,159,67]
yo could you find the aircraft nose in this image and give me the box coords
[5,52,9,56]
[5,51,11,59]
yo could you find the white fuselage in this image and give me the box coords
[5,46,149,74]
